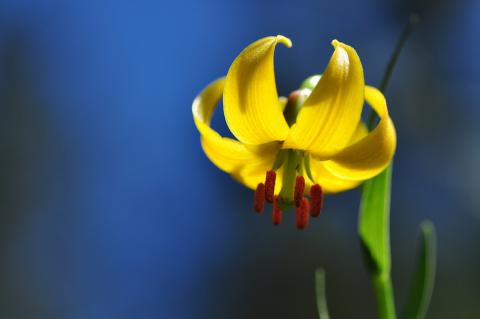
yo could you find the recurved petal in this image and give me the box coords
[283,40,365,158]
[306,156,362,193]
[232,156,284,194]
[193,78,280,189]
[322,86,397,181]
[193,78,251,171]
[201,137,281,193]
[350,121,369,144]
[223,36,291,145]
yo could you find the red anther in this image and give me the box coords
[310,184,323,217]
[294,176,305,207]
[272,196,282,225]
[265,170,276,203]
[296,198,309,229]
[254,183,265,213]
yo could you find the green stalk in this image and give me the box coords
[360,164,394,319]
[373,272,396,319]
[367,13,419,129]
[363,13,419,319]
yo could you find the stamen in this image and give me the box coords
[265,170,276,203]
[310,184,323,217]
[296,198,309,229]
[253,183,265,213]
[294,176,305,207]
[272,196,282,225]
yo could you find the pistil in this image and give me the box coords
[278,150,300,209]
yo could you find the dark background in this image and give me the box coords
[0,0,478,318]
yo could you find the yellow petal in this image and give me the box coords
[350,121,369,144]
[193,78,280,189]
[233,158,284,194]
[201,137,281,192]
[283,40,365,158]
[322,86,397,180]
[223,36,291,145]
[306,156,362,193]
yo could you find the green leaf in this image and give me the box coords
[359,165,396,319]
[358,14,419,319]
[315,268,330,319]
[402,220,437,319]
[359,165,392,275]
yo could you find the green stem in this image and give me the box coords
[373,273,396,319]
[367,13,419,130]
[366,13,419,319]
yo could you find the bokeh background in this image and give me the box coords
[0,0,478,318]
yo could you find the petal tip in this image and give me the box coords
[276,35,292,48]
[331,39,351,51]
[331,40,361,63]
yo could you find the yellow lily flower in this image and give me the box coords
[192,35,396,228]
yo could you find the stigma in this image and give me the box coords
[251,150,324,229]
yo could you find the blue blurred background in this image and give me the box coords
[0,0,478,318]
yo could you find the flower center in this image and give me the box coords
[252,77,324,229]
[283,74,322,126]
[253,149,324,229]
